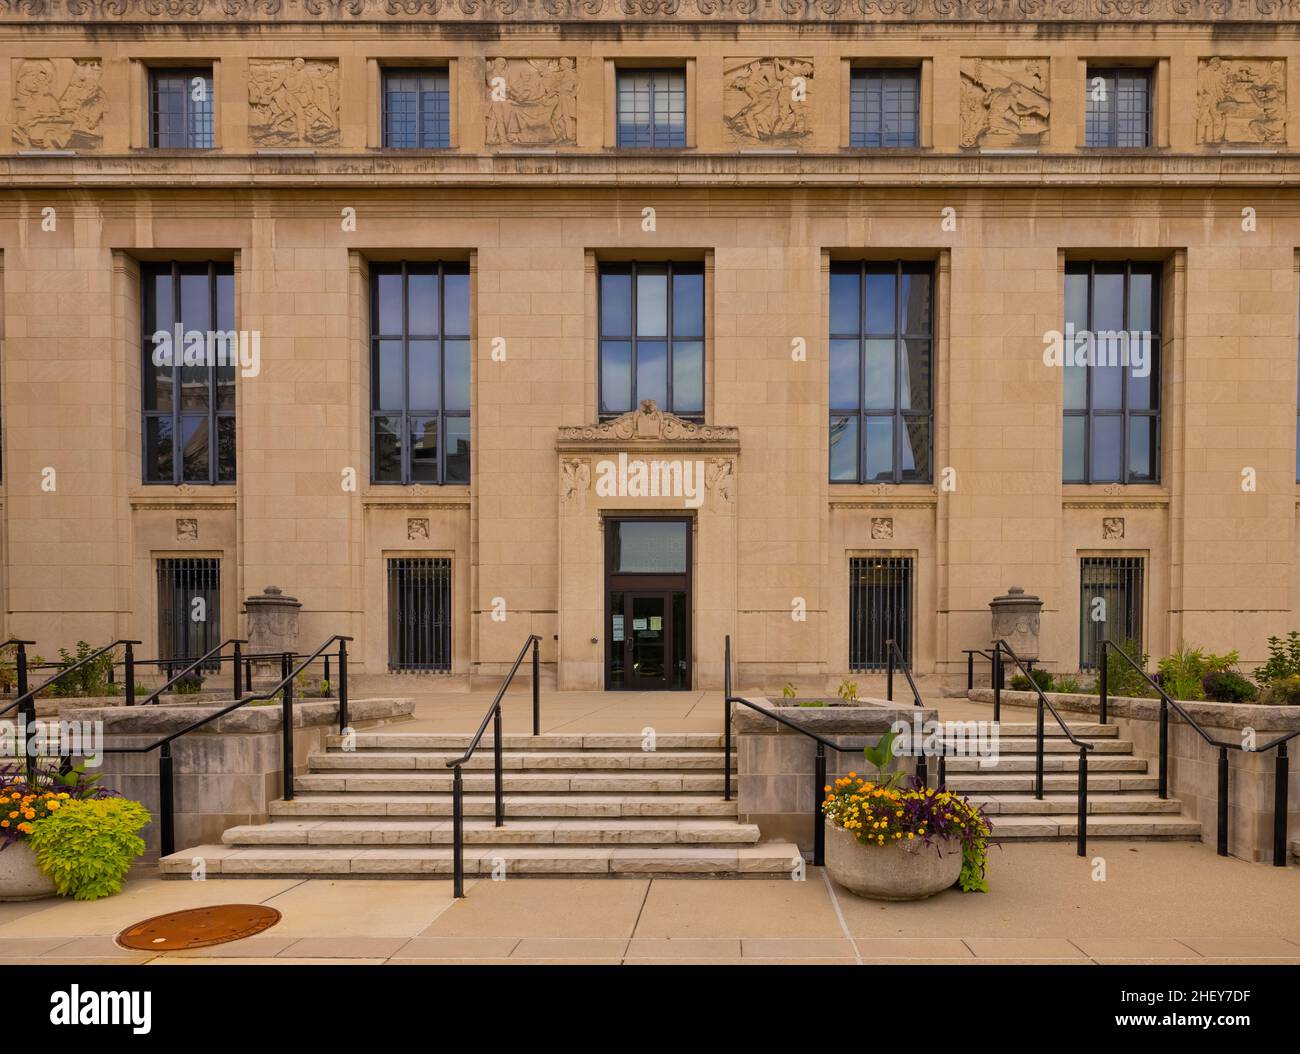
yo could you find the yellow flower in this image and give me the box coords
[46,800,59,811]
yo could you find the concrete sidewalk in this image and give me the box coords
[2,841,1297,965]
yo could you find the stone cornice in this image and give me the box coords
[557,400,740,451]
[9,0,1300,23]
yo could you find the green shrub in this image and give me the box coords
[1009,668,1053,693]
[1053,676,1082,694]
[46,642,116,698]
[172,674,203,695]
[1203,670,1258,704]
[1101,638,1155,698]
[1254,631,1300,688]
[27,798,150,901]
[1257,674,1300,707]
[1156,646,1240,702]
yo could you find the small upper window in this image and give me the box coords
[150,68,214,149]
[617,69,687,148]
[383,68,451,149]
[1085,67,1151,148]
[849,68,920,148]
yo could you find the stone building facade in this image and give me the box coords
[2,2,1299,691]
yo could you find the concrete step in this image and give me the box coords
[294,772,726,794]
[325,732,725,752]
[222,818,761,847]
[978,722,1120,738]
[988,814,1202,839]
[943,755,1147,774]
[308,750,729,772]
[968,793,1186,816]
[941,772,1160,794]
[160,843,803,877]
[269,793,740,819]
[979,737,1133,755]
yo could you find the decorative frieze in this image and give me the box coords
[557,400,739,449]
[485,58,578,147]
[247,58,340,147]
[1196,58,1286,145]
[960,58,1050,149]
[722,58,813,146]
[11,59,104,151]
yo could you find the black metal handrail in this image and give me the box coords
[884,639,924,708]
[89,635,353,858]
[995,639,1092,857]
[141,638,248,704]
[1099,638,1297,866]
[962,648,1004,692]
[0,639,34,700]
[446,634,541,899]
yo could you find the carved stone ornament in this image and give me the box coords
[1196,58,1286,145]
[871,516,894,540]
[11,59,104,150]
[175,517,198,541]
[1102,516,1125,539]
[485,57,578,146]
[959,58,1050,148]
[557,401,739,446]
[407,517,430,540]
[723,58,813,146]
[247,58,340,147]
[706,458,735,503]
[560,458,591,501]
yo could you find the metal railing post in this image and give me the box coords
[159,741,175,858]
[1158,697,1169,800]
[493,704,504,828]
[281,669,295,802]
[532,635,540,737]
[916,751,928,790]
[232,641,242,700]
[452,765,465,898]
[813,741,826,868]
[1097,641,1107,725]
[723,635,732,803]
[966,651,974,692]
[16,643,33,784]
[337,639,349,733]
[886,641,894,702]
[1217,745,1229,857]
[992,642,1001,722]
[1274,742,1289,867]
[1076,747,1088,857]
[16,642,28,702]
[938,743,947,789]
[245,655,252,694]
[1035,689,1045,800]
[124,642,135,707]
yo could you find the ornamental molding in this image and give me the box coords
[15,0,1300,22]
[557,400,739,451]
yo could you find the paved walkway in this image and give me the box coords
[3,841,1297,964]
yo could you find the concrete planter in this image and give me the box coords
[824,821,962,900]
[0,842,56,902]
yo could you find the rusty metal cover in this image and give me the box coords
[117,905,282,951]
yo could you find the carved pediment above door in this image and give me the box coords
[556,400,739,452]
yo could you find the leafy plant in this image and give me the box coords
[0,643,16,695]
[172,674,203,695]
[861,731,904,790]
[781,683,796,699]
[836,679,859,705]
[1254,631,1300,688]
[1156,646,1240,702]
[27,798,150,900]
[1257,674,1300,707]
[46,642,116,698]
[1010,668,1053,693]
[797,701,825,707]
[1203,670,1258,704]
[317,679,332,698]
[1099,637,1154,698]
[1053,676,1082,694]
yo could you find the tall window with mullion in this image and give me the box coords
[371,262,471,485]
[849,68,920,148]
[1085,67,1151,148]
[142,262,236,485]
[150,68,214,149]
[599,262,704,419]
[616,69,687,148]
[382,68,451,149]
[1063,261,1161,484]
[829,261,933,484]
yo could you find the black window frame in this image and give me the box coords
[616,67,688,149]
[141,260,236,486]
[1084,66,1152,149]
[1078,555,1144,669]
[598,261,705,420]
[848,67,921,149]
[849,555,913,671]
[381,67,452,150]
[387,556,453,672]
[156,557,221,669]
[149,67,215,150]
[828,260,934,485]
[369,261,471,486]
[1063,260,1161,485]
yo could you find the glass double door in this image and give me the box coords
[609,590,687,691]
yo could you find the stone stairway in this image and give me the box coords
[944,721,1201,841]
[160,732,802,878]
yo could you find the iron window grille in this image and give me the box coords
[370,262,471,485]
[849,556,913,670]
[387,557,452,671]
[382,68,451,149]
[1084,67,1152,149]
[150,68,215,149]
[829,260,933,484]
[849,68,920,148]
[1063,261,1161,484]
[599,261,704,419]
[1079,555,1144,669]
[616,68,687,148]
[142,261,236,485]
[157,558,221,668]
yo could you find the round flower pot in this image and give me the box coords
[0,841,56,902]
[824,820,962,901]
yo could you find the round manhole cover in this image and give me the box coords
[117,905,282,951]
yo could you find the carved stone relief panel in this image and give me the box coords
[1102,517,1125,540]
[247,58,340,147]
[722,57,813,146]
[959,58,1050,149]
[871,517,894,540]
[175,518,199,541]
[485,58,578,147]
[1196,58,1286,145]
[407,517,430,540]
[12,59,104,150]
[560,458,591,502]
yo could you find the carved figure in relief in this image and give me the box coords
[723,58,812,143]
[959,58,1049,148]
[248,58,340,146]
[560,459,591,501]
[12,59,104,150]
[485,57,578,146]
[1197,58,1286,144]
